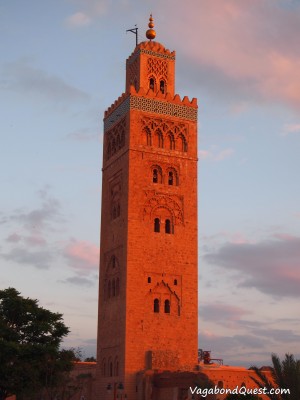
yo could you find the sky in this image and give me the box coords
[1,0,300,366]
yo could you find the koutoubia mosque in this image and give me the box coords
[73,15,273,400]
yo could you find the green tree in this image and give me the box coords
[0,287,74,400]
[251,353,300,400]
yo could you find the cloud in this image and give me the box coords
[63,240,99,274]
[161,0,300,109]
[281,123,300,136]
[0,59,89,103]
[200,303,251,323]
[65,12,91,28]
[199,330,268,361]
[6,233,22,243]
[64,0,113,28]
[253,328,300,343]
[61,276,95,287]
[198,148,234,161]
[2,247,53,269]
[8,190,63,234]
[204,234,300,298]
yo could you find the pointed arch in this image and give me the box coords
[154,298,160,313]
[177,134,187,152]
[153,129,163,148]
[166,132,175,150]
[151,165,162,184]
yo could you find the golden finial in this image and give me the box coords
[146,14,156,40]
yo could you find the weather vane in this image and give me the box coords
[126,24,138,47]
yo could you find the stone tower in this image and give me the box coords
[96,16,198,400]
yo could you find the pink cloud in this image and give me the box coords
[200,302,251,322]
[64,240,99,274]
[204,234,300,297]
[160,0,300,109]
[65,12,91,28]
[6,233,22,243]
[198,148,234,161]
[24,235,47,246]
[281,123,300,136]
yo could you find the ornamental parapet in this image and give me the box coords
[104,86,197,132]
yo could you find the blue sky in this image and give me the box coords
[1,0,300,365]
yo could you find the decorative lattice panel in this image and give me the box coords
[104,97,130,132]
[143,190,184,225]
[130,96,197,121]
[105,118,126,161]
[147,58,168,80]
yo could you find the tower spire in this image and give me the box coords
[146,13,156,40]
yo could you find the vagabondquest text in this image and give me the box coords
[189,385,290,397]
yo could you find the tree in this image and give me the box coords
[84,356,96,362]
[251,353,300,400]
[0,287,74,400]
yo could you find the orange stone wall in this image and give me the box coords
[96,39,198,400]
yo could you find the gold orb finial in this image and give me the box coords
[146,14,156,40]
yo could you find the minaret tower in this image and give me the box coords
[96,16,198,400]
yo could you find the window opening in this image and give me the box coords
[116,278,120,296]
[168,171,174,185]
[109,362,113,377]
[148,277,151,283]
[153,169,158,183]
[149,78,155,90]
[102,359,106,377]
[164,299,170,313]
[154,218,160,233]
[174,279,177,285]
[154,298,159,313]
[108,281,111,298]
[165,219,171,234]
[160,80,165,94]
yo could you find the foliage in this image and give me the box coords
[0,287,74,400]
[84,356,96,362]
[251,353,300,400]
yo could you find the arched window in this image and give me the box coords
[153,130,163,148]
[154,298,159,313]
[109,361,113,377]
[160,80,165,94]
[174,279,177,285]
[101,358,106,377]
[167,134,175,150]
[168,171,174,185]
[108,281,111,299]
[164,299,170,313]
[116,278,120,296]
[165,219,171,234]
[112,279,116,297]
[178,134,188,152]
[148,277,151,283]
[114,357,119,376]
[107,142,111,159]
[153,169,158,183]
[154,218,160,233]
[147,131,151,146]
[149,77,155,90]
